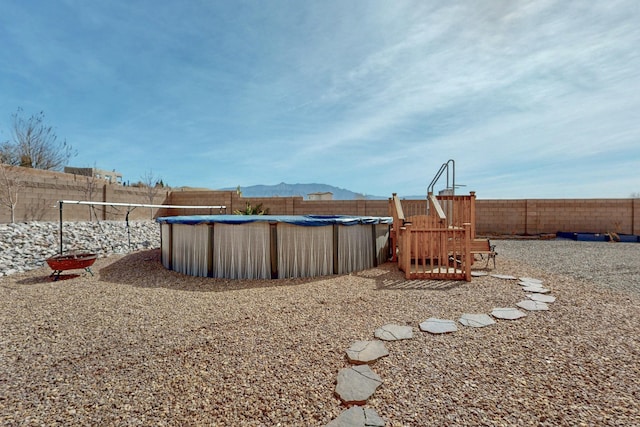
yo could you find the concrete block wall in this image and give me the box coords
[160,190,232,216]
[293,199,388,216]
[238,196,301,215]
[0,166,166,223]
[2,167,639,236]
[476,199,639,236]
[476,200,527,235]
[634,198,640,236]
[162,191,389,217]
[390,199,427,217]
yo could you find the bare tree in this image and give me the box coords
[83,170,100,221]
[0,141,17,164]
[0,163,24,223]
[141,170,162,219]
[0,108,76,170]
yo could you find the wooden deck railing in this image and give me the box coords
[389,193,405,262]
[393,192,477,240]
[434,192,476,239]
[398,223,471,281]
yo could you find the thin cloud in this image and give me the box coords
[0,1,638,198]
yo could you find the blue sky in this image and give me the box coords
[1,1,639,199]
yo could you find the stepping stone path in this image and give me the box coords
[459,313,496,327]
[335,365,383,406]
[327,406,385,427]
[419,318,458,334]
[326,273,557,426]
[516,300,550,311]
[374,324,413,341]
[346,341,389,365]
[491,307,527,320]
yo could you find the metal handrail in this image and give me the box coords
[427,159,455,196]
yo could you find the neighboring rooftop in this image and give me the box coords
[64,167,123,185]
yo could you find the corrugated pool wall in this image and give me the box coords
[160,222,390,279]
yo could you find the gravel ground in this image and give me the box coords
[1,239,639,426]
[495,239,640,294]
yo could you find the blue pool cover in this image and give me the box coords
[556,231,639,242]
[156,214,393,227]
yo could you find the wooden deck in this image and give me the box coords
[389,193,477,281]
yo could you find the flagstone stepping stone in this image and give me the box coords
[458,313,496,328]
[419,318,458,334]
[522,285,551,294]
[374,324,413,341]
[520,277,543,284]
[335,365,383,406]
[326,405,386,427]
[517,281,536,286]
[471,271,489,277]
[527,293,556,303]
[491,274,517,280]
[490,307,527,320]
[346,341,389,365]
[516,300,550,311]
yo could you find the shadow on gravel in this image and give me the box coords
[352,263,465,291]
[375,278,463,291]
[99,250,470,293]
[98,249,327,293]
[15,273,83,285]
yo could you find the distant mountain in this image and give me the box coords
[221,182,388,200]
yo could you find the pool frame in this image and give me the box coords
[157,215,391,279]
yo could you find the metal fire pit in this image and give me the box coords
[46,252,97,280]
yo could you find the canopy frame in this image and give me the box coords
[57,200,227,255]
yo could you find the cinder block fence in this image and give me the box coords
[1,166,639,236]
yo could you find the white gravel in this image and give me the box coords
[1,233,639,425]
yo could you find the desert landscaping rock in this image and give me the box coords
[517,300,550,311]
[458,313,496,328]
[0,220,159,276]
[335,365,383,406]
[527,293,556,303]
[490,307,527,320]
[373,324,413,341]
[419,318,458,334]
[326,406,385,427]
[346,341,389,365]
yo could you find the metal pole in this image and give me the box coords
[450,159,455,196]
[59,201,64,255]
[126,209,131,249]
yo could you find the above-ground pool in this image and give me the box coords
[156,215,391,279]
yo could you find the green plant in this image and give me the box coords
[234,202,269,215]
